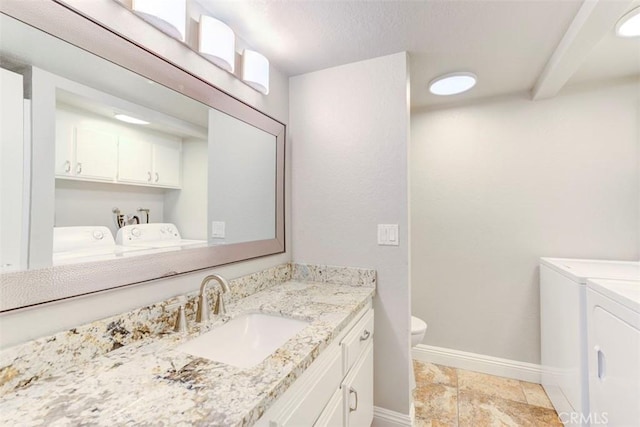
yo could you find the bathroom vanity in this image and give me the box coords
[0,264,376,426]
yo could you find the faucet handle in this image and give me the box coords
[174,305,188,333]
[213,292,226,315]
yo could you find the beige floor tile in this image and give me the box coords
[458,390,539,427]
[528,405,563,427]
[520,381,554,409]
[457,369,527,403]
[413,383,458,426]
[414,361,458,387]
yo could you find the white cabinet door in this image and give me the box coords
[75,127,117,181]
[118,137,152,184]
[314,388,344,427]
[342,342,373,427]
[152,141,181,187]
[55,109,74,177]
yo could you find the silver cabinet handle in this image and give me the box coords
[147,171,152,182]
[154,172,159,183]
[360,329,371,341]
[76,162,82,174]
[64,160,71,173]
[349,387,358,412]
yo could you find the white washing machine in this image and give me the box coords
[53,226,145,265]
[540,258,640,425]
[116,223,207,251]
[586,279,640,426]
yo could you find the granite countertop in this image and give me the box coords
[0,280,374,426]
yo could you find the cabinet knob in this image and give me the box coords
[155,172,159,183]
[76,162,82,174]
[360,330,371,341]
[349,387,358,412]
[147,171,152,182]
[64,160,71,173]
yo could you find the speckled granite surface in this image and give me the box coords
[0,265,375,426]
[292,263,377,287]
[0,263,292,397]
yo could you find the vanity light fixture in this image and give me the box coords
[198,15,236,73]
[114,114,150,125]
[241,49,270,95]
[616,6,640,37]
[429,72,477,96]
[132,0,186,42]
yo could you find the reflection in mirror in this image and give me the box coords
[0,12,279,275]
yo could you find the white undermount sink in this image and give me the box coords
[177,313,309,368]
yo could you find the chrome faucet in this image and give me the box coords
[196,274,231,323]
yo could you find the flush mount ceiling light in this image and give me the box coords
[114,114,150,125]
[429,72,477,96]
[132,0,186,42]
[616,6,640,37]
[242,49,270,95]
[198,15,236,73]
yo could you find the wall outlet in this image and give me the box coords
[211,221,226,238]
[378,224,399,246]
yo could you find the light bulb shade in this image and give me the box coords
[132,0,186,42]
[242,49,270,95]
[616,6,640,37]
[198,15,236,73]
[429,72,477,96]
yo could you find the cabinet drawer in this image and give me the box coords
[341,309,374,376]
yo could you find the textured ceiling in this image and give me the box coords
[195,0,638,108]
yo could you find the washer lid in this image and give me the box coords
[587,279,640,314]
[540,258,640,284]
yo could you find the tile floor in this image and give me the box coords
[413,360,563,426]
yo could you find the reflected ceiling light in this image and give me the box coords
[429,72,477,96]
[132,0,186,42]
[241,49,270,95]
[114,114,150,125]
[616,6,640,37]
[198,15,236,73]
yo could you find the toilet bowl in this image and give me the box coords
[411,316,427,347]
[410,316,427,391]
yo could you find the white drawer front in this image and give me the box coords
[341,309,374,377]
[314,388,344,427]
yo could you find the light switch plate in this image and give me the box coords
[211,221,226,238]
[378,224,399,246]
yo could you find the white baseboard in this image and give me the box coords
[412,344,542,384]
[372,406,412,427]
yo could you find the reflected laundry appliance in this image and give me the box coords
[540,258,640,425]
[53,226,145,265]
[115,223,207,251]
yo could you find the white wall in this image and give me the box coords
[0,4,290,348]
[164,138,208,240]
[208,109,276,244]
[55,180,165,237]
[290,52,411,416]
[411,77,640,364]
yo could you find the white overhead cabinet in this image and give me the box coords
[55,126,118,181]
[56,109,182,189]
[117,137,153,184]
[152,141,181,187]
[117,137,181,188]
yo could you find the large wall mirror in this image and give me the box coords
[0,2,285,312]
